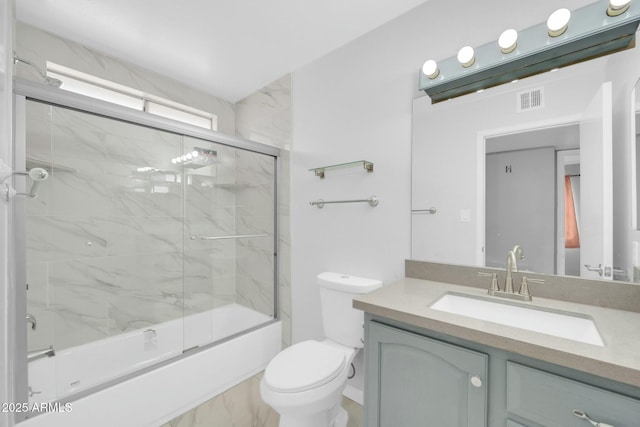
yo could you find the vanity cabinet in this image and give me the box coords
[365,321,488,426]
[365,318,640,427]
[506,362,640,427]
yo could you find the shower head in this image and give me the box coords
[29,167,49,182]
[13,55,63,88]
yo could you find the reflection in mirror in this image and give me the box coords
[633,78,640,283]
[635,80,640,231]
[485,125,580,276]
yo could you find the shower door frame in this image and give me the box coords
[11,79,281,422]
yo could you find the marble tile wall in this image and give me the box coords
[26,102,188,351]
[24,100,281,353]
[235,74,292,348]
[235,150,276,318]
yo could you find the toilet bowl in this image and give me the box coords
[260,272,382,427]
[261,340,355,427]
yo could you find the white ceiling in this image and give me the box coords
[15,0,430,102]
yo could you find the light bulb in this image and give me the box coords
[191,150,199,157]
[457,46,475,68]
[608,0,631,16]
[422,60,440,79]
[498,29,518,54]
[186,153,193,160]
[181,155,187,161]
[547,8,571,37]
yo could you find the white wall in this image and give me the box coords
[603,46,640,280]
[411,61,606,266]
[290,0,592,342]
[1,0,14,425]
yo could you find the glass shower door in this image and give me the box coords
[20,96,279,409]
[182,136,277,351]
[24,100,187,402]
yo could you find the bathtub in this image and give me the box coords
[22,304,281,427]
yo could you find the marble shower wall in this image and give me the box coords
[235,74,292,347]
[17,23,281,355]
[25,101,190,351]
[24,100,281,353]
[24,102,245,352]
[234,149,276,319]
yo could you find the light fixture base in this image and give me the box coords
[419,0,640,103]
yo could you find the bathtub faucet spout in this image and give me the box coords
[27,345,55,362]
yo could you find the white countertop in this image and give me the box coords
[353,278,640,388]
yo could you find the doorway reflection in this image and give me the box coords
[485,124,580,276]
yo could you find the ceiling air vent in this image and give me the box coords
[517,87,544,112]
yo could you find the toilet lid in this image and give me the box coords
[264,340,346,393]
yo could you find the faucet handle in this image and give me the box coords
[519,276,544,299]
[26,313,36,331]
[478,272,500,292]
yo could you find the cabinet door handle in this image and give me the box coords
[572,409,615,427]
[470,375,482,388]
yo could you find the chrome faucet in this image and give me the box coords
[505,251,517,293]
[512,245,525,265]
[505,245,525,293]
[479,245,536,301]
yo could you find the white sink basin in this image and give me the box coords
[430,293,604,347]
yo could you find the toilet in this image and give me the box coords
[260,272,382,427]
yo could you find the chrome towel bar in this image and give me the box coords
[412,207,437,214]
[190,234,268,240]
[310,196,378,208]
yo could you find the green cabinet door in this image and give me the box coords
[366,321,488,427]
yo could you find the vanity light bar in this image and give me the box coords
[419,0,640,103]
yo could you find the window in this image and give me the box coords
[47,62,217,131]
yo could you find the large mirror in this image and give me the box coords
[411,53,634,283]
[634,79,640,232]
[632,77,640,283]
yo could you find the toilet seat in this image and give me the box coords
[263,340,346,393]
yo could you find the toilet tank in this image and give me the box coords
[318,272,382,348]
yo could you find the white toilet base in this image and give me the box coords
[333,406,348,427]
[277,402,348,427]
